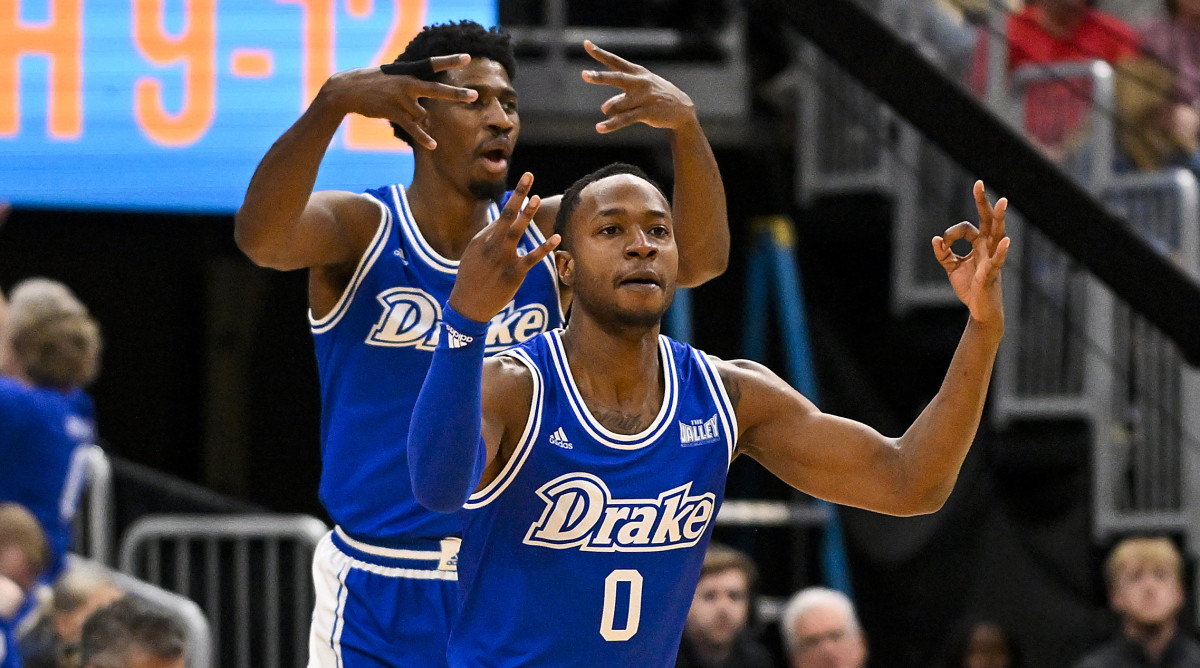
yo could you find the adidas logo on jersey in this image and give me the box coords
[548,427,573,449]
[679,414,721,447]
[366,288,551,353]
[523,472,716,552]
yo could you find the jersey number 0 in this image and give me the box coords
[600,569,643,641]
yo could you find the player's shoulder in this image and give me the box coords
[705,355,773,378]
[310,188,388,243]
[704,356,790,408]
[482,353,539,418]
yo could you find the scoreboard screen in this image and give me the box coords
[0,1,497,213]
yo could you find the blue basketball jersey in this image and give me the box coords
[450,331,737,667]
[312,185,563,545]
[0,378,87,580]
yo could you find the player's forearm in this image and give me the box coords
[896,317,1003,513]
[668,117,729,287]
[408,306,491,513]
[234,92,346,267]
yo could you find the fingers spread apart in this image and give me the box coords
[583,40,640,73]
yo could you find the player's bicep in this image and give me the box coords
[723,359,904,509]
[479,357,536,487]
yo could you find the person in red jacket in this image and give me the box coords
[971,0,1142,160]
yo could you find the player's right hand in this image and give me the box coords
[449,173,561,323]
[319,54,478,150]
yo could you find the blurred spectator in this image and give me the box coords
[78,597,185,668]
[921,0,1021,79]
[942,617,1024,668]
[1120,0,1200,172]
[780,587,867,668]
[0,278,103,583]
[0,278,101,438]
[0,503,50,668]
[1070,536,1200,667]
[676,544,773,668]
[19,563,123,668]
[970,0,1142,161]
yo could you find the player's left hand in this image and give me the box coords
[449,173,561,323]
[580,40,697,134]
[932,180,1010,329]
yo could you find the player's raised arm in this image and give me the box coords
[579,41,729,287]
[234,55,479,271]
[726,181,1008,516]
[408,173,560,513]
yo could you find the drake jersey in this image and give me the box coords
[450,331,737,667]
[312,184,562,545]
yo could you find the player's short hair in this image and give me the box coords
[389,20,516,146]
[1105,536,1184,591]
[780,587,861,652]
[80,596,187,668]
[0,502,50,580]
[554,162,666,244]
[4,277,102,390]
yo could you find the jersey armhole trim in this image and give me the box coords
[465,347,543,509]
[696,351,739,467]
[310,194,391,333]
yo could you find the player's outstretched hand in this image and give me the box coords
[932,180,1010,329]
[449,173,561,323]
[321,55,479,151]
[580,41,697,134]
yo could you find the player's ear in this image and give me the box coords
[555,249,575,287]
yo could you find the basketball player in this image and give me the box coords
[234,21,729,668]
[408,166,1008,666]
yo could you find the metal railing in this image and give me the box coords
[792,3,1200,619]
[794,0,923,203]
[1090,171,1200,527]
[501,0,750,145]
[71,444,113,565]
[119,514,328,668]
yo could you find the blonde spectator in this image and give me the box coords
[0,278,100,393]
[0,503,50,668]
[1071,536,1200,667]
[0,280,102,584]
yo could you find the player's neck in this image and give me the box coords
[405,172,493,261]
[560,316,664,433]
